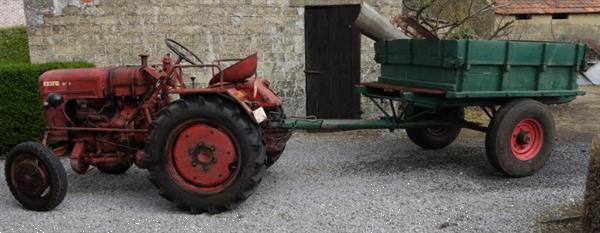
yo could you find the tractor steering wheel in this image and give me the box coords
[165,39,204,65]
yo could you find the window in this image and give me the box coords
[516,14,532,20]
[552,13,569,19]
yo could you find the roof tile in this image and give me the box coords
[495,0,600,14]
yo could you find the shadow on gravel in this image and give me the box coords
[59,168,185,214]
[334,138,589,192]
[66,169,153,193]
[336,142,496,177]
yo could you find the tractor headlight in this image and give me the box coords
[47,93,64,107]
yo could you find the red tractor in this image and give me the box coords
[4,39,291,213]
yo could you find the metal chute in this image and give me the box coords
[353,2,410,41]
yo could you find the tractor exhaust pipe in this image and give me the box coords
[353,2,409,41]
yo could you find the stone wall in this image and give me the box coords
[497,13,600,51]
[24,0,403,117]
[0,0,26,27]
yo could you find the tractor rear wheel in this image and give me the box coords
[5,142,68,211]
[264,107,291,168]
[145,95,266,214]
[265,146,285,168]
[485,99,555,177]
[406,107,464,149]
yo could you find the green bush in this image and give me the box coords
[0,62,94,154]
[0,26,30,64]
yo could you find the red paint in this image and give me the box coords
[34,50,283,179]
[209,53,257,85]
[166,120,240,193]
[511,118,544,161]
[70,141,88,174]
[10,154,50,198]
[362,82,446,94]
[39,67,154,99]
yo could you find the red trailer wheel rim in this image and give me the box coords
[166,120,240,193]
[10,154,50,198]
[510,118,544,161]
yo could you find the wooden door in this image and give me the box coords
[305,5,362,119]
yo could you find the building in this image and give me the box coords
[0,0,26,27]
[23,0,403,118]
[494,0,600,50]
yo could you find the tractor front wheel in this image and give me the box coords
[485,99,555,177]
[5,142,68,211]
[145,96,266,214]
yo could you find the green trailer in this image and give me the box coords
[271,39,588,177]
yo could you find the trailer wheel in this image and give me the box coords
[485,99,555,177]
[5,142,67,211]
[145,95,266,214]
[96,159,133,175]
[406,107,464,149]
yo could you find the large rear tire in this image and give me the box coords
[265,146,285,168]
[406,107,464,149]
[263,107,291,168]
[145,95,266,214]
[485,99,555,177]
[5,142,67,211]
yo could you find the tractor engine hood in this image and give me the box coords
[39,67,155,100]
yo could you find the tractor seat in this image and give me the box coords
[208,53,257,85]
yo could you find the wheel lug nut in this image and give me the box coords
[228,164,237,171]
[203,166,209,171]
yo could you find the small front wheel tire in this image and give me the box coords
[5,142,68,211]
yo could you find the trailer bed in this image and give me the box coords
[375,39,588,99]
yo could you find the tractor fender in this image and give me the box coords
[179,90,259,124]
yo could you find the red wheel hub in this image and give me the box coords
[511,118,544,161]
[167,121,239,193]
[10,154,50,198]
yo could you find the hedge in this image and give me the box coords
[0,26,30,63]
[0,62,95,154]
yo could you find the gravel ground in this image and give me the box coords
[0,128,591,233]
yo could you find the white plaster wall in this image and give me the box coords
[0,0,26,27]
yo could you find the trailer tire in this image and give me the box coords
[145,95,266,214]
[485,99,555,178]
[5,142,67,211]
[406,107,464,150]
